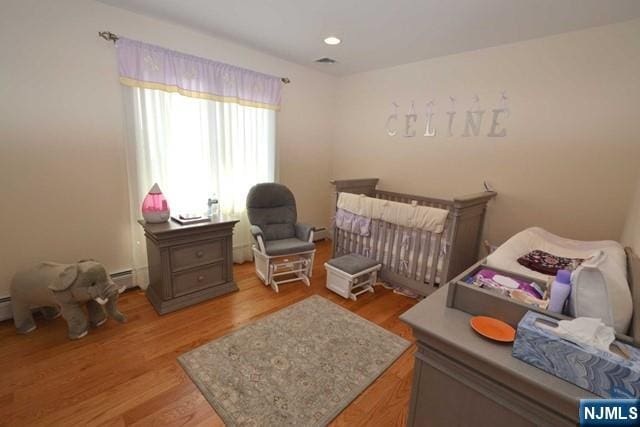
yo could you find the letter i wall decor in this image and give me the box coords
[385,92,509,138]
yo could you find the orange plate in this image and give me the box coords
[470,316,516,343]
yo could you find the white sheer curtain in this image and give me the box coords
[123,87,275,288]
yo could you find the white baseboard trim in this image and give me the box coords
[314,227,329,241]
[112,270,136,290]
[0,270,137,322]
[0,298,12,323]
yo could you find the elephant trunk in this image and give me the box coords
[98,285,127,323]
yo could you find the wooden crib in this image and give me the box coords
[330,178,496,297]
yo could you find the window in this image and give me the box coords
[123,87,276,285]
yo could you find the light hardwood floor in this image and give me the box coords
[0,240,417,426]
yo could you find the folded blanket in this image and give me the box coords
[337,192,448,233]
[517,249,584,276]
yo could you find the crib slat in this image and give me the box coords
[409,229,420,280]
[379,221,389,266]
[429,234,443,286]
[386,224,394,270]
[353,232,359,255]
[361,229,368,257]
[420,231,432,284]
[366,221,375,258]
[350,232,355,254]
[401,228,411,276]
[392,225,403,274]
[390,224,399,269]
[375,221,383,263]
[370,219,379,259]
[345,230,351,255]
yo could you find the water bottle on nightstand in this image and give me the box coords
[207,195,219,218]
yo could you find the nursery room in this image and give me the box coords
[1,0,640,425]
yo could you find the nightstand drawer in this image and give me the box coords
[172,263,226,297]
[170,240,224,272]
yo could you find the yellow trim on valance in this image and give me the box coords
[119,77,281,112]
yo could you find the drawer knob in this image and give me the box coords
[196,250,204,258]
[197,275,205,282]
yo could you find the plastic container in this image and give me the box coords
[548,269,572,314]
[207,195,219,218]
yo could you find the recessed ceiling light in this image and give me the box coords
[324,36,341,45]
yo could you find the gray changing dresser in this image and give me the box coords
[400,286,595,427]
[138,217,239,315]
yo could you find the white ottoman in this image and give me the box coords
[324,254,382,300]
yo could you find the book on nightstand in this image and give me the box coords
[171,214,211,225]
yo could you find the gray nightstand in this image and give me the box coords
[138,216,239,315]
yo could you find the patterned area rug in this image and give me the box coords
[178,295,410,426]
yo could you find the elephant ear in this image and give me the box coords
[48,264,79,291]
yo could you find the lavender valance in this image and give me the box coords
[117,38,283,111]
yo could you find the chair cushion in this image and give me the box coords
[327,254,381,275]
[264,238,315,256]
[247,183,297,241]
[264,224,295,241]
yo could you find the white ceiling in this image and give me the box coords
[97,0,640,75]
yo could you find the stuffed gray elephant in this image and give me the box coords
[10,260,127,339]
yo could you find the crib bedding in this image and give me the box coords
[486,227,632,333]
[337,192,449,233]
[331,179,496,296]
[336,223,449,283]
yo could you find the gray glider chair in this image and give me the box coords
[246,183,316,292]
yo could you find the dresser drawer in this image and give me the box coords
[170,240,224,272]
[172,263,226,297]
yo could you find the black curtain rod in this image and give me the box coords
[98,31,291,84]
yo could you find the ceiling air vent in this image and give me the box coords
[315,57,337,64]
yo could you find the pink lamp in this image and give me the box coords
[141,183,170,223]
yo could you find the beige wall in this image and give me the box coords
[622,176,640,254]
[0,0,336,297]
[332,19,640,248]
[2,2,638,299]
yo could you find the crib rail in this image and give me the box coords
[374,189,453,209]
[330,179,496,296]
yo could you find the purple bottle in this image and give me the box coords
[548,269,572,314]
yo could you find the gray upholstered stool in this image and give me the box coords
[324,254,382,300]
